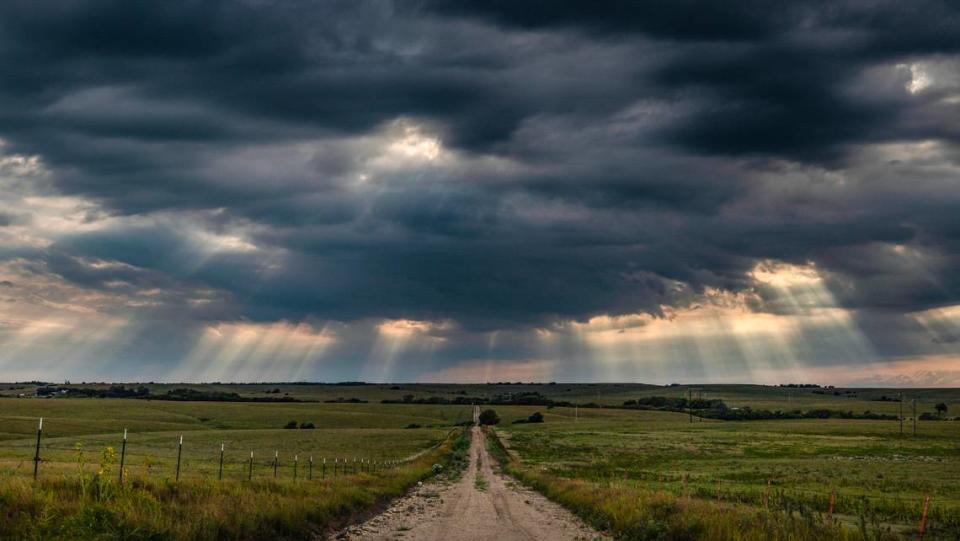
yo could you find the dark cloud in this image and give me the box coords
[423,0,799,40]
[0,0,958,340]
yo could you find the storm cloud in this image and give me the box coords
[0,1,958,383]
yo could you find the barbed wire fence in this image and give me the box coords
[3,417,436,486]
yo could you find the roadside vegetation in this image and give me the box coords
[0,399,472,540]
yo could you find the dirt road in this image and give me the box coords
[332,420,607,541]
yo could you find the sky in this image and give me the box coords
[1,1,959,386]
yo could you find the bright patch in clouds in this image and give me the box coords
[387,121,443,162]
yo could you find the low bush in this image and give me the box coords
[512,412,544,424]
[478,409,500,426]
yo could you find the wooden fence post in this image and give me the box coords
[273,451,278,478]
[219,443,224,481]
[917,495,931,541]
[309,456,313,481]
[248,451,253,481]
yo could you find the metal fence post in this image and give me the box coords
[32,417,43,481]
[119,428,127,484]
[175,434,183,481]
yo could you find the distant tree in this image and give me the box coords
[935,403,948,417]
[478,409,500,426]
[527,412,544,423]
[283,420,298,429]
[299,422,315,429]
[402,394,415,403]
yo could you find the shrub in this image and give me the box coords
[299,422,315,429]
[512,412,545,424]
[283,420,298,429]
[478,409,500,426]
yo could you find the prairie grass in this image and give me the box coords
[490,413,960,540]
[504,469,885,541]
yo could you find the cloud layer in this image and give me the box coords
[0,1,958,384]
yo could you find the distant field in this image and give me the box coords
[4,382,958,416]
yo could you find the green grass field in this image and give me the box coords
[496,408,960,539]
[0,399,472,482]
[0,396,473,540]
